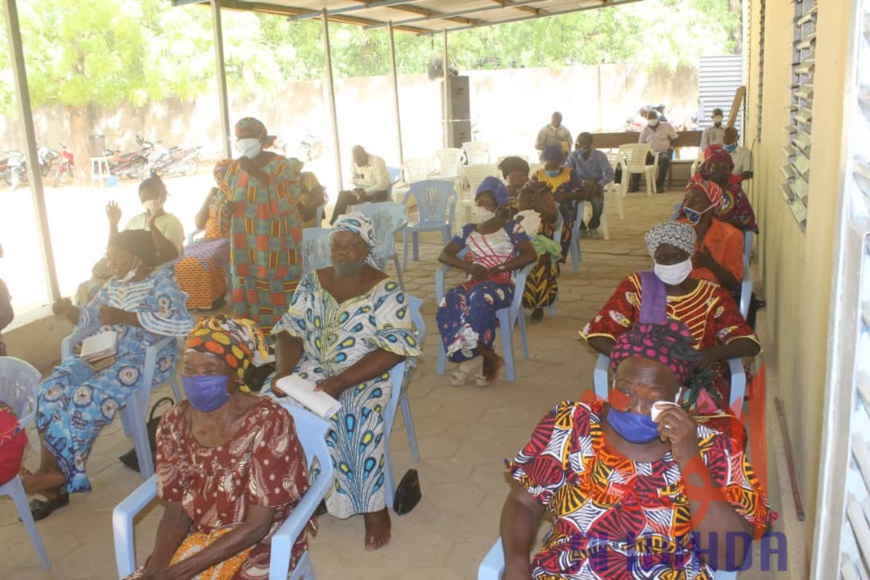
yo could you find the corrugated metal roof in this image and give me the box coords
[183,0,645,35]
[698,55,744,136]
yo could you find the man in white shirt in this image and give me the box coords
[629,111,678,193]
[330,145,391,225]
[535,112,572,161]
[723,127,753,181]
[699,108,726,151]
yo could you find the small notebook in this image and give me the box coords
[79,330,118,362]
[275,374,342,419]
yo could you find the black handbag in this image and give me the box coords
[119,396,175,473]
[393,469,422,515]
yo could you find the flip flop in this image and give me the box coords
[28,489,69,521]
[450,360,479,386]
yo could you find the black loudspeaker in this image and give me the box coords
[446,120,472,148]
[444,76,470,121]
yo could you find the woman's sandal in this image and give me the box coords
[450,360,479,386]
[29,489,69,521]
[475,358,504,387]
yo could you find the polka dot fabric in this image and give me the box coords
[609,321,699,384]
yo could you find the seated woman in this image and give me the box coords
[499,156,531,199]
[437,183,537,387]
[514,182,561,322]
[76,174,186,305]
[502,322,775,579]
[127,316,310,580]
[267,213,420,551]
[690,148,758,233]
[21,230,193,519]
[680,180,744,297]
[531,145,582,260]
[174,160,232,310]
[581,222,760,410]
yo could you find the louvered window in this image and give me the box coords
[780,0,816,231]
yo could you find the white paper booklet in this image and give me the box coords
[79,330,118,361]
[275,374,342,419]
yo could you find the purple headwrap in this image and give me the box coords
[476,176,510,206]
[541,145,563,163]
[610,321,701,385]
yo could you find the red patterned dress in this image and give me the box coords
[507,401,775,580]
[153,397,310,579]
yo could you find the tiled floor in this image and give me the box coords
[1,189,794,579]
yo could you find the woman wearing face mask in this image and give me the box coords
[581,222,759,411]
[531,145,582,262]
[501,322,775,580]
[689,149,758,234]
[436,181,537,387]
[679,181,744,296]
[21,230,194,519]
[220,117,304,333]
[267,213,421,552]
[125,316,310,580]
[75,175,185,305]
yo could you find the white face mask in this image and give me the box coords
[648,119,659,127]
[117,257,141,283]
[713,116,723,125]
[474,207,496,222]
[142,199,159,213]
[654,258,693,286]
[235,138,262,159]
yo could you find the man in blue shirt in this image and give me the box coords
[563,133,614,239]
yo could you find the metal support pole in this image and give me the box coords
[387,22,404,168]
[2,0,60,301]
[322,11,343,192]
[442,30,449,149]
[211,0,232,158]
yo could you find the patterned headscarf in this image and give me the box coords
[610,321,701,385]
[542,145,563,162]
[331,212,379,268]
[213,159,232,184]
[645,222,697,258]
[499,156,530,179]
[686,179,723,209]
[476,176,510,206]
[235,117,268,140]
[185,315,270,382]
[701,147,734,177]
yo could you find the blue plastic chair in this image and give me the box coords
[546,212,563,316]
[387,165,401,199]
[402,180,458,271]
[301,227,332,273]
[478,537,738,580]
[0,356,51,570]
[567,202,585,273]
[435,249,535,382]
[739,231,754,318]
[113,404,333,580]
[61,323,182,479]
[593,353,748,418]
[353,202,408,289]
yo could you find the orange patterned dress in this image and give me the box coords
[507,400,775,579]
[174,189,230,309]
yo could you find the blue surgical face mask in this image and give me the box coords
[683,205,713,226]
[724,143,737,153]
[606,408,661,443]
[183,374,231,412]
[545,169,561,177]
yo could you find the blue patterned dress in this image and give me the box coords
[37,267,194,493]
[267,273,420,518]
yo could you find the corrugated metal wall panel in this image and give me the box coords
[698,55,745,136]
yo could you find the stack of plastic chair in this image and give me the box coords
[402,180,458,271]
[432,148,464,182]
[353,202,408,289]
[61,327,181,480]
[461,141,491,165]
[0,356,51,569]
[435,249,536,382]
[459,163,500,224]
[619,143,657,196]
[113,404,334,580]
[301,227,332,273]
[477,538,739,580]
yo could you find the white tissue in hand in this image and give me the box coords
[651,401,679,422]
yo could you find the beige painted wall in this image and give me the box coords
[746,0,851,567]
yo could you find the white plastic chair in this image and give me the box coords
[460,163,500,224]
[353,202,408,289]
[477,537,738,580]
[435,249,536,382]
[432,148,464,179]
[529,162,543,176]
[462,141,491,165]
[402,180,458,271]
[391,158,432,204]
[113,404,334,580]
[619,143,658,197]
[61,325,182,479]
[0,356,51,570]
[605,151,625,220]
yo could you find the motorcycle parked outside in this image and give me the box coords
[7,150,27,190]
[37,145,59,178]
[53,143,75,187]
[146,141,202,177]
[106,134,152,180]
